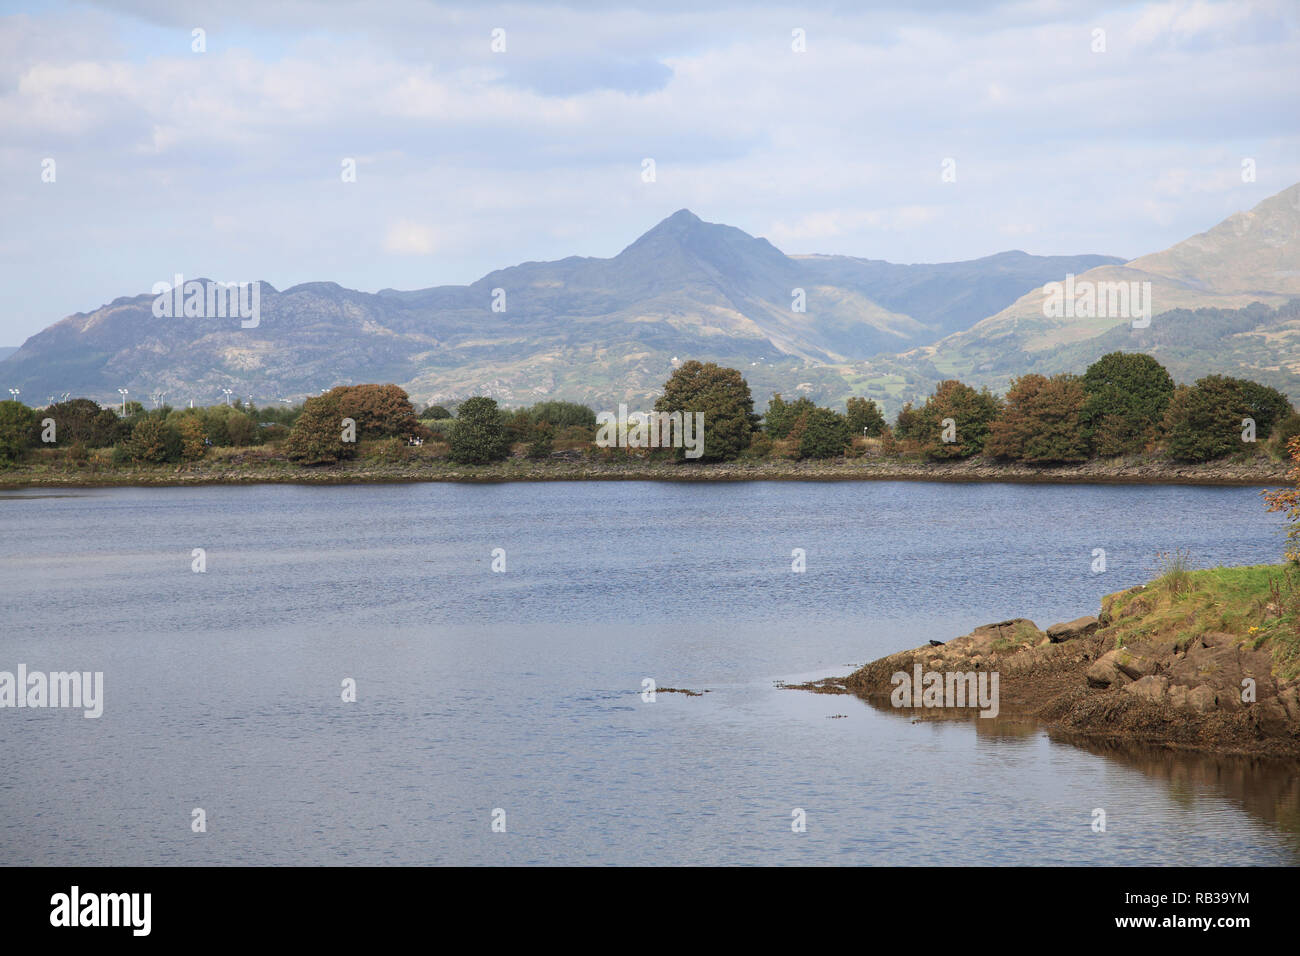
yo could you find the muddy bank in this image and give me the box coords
[794,589,1300,758]
[0,453,1289,489]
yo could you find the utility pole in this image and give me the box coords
[221,388,233,406]
[118,388,128,415]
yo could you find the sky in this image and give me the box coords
[1,0,1298,345]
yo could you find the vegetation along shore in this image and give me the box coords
[2,350,1298,488]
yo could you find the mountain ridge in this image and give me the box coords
[1,210,1124,410]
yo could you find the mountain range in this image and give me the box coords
[3,184,1298,414]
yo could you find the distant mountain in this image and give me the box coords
[900,184,1300,396]
[1,210,1119,409]
[0,347,17,363]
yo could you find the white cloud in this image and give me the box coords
[0,0,1296,341]
[383,221,441,255]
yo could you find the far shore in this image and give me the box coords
[0,453,1290,489]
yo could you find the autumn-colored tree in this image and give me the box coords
[330,384,429,440]
[1265,436,1300,563]
[655,361,759,462]
[176,415,207,461]
[914,379,1002,460]
[284,393,357,465]
[845,397,886,437]
[985,374,1088,463]
[1080,352,1175,456]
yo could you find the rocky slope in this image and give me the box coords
[804,568,1300,757]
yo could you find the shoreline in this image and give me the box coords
[0,454,1289,489]
[790,584,1300,759]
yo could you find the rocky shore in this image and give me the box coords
[793,576,1300,758]
[0,452,1289,489]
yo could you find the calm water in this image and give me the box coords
[1,481,1297,865]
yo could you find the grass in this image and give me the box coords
[991,620,1044,652]
[1104,562,1300,681]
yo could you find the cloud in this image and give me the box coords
[0,0,1296,343]
[383,221,441,255]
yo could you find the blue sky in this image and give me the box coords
[1,0,1297,344]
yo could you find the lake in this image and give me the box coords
[1,480,1297,865]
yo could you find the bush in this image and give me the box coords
[123,416,181,463]
[526,424,555,459]
[0,401,36,463]
[797,407,852,459]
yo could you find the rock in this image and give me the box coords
[1253,699,1291,736]
[1086,650,1130,688]
[1047,616,1099,643]
[1186,684,1217,713]
[1115,649,1155,681]
[1168,684,1188,709]
[1123,675,1169,701]
[1279,686,1300,723]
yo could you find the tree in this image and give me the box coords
[798,407,852,459]
[176,415,207,461]
[655,361,759,462]
[894,402,923,441]
[764,393,816,439]
[1080,352,1175,456]
[0,400,35,463]
[914,380,1002,460]
[43,398,119,447]
[420,404,453,421]
[1264,436,1300,562]
[284,393,357,465]
[123,416,181,464]
[985,374,1089,463]
[1234,378,1293,439]
[449,396,511,464]
[845,397,886,437]
[331,384,428,440]
[1163,376,1252,462]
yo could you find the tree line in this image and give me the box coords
[1,352,1294,468]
